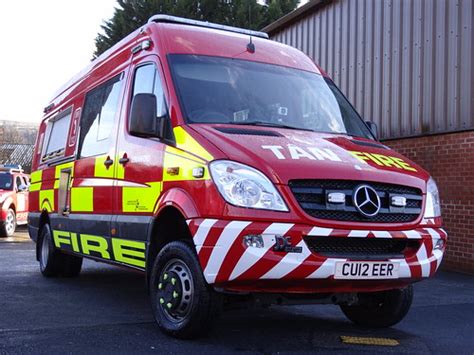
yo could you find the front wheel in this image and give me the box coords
[0,208,16,237]
[340,285,413,328]
[150,241,220,339]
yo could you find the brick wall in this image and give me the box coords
[385,131,474,274]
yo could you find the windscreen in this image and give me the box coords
[0,174,12,190]
[169,55,372,138]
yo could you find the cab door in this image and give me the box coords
[113,56,171,247]
[14,175,28,223]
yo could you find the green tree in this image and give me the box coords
[93,0,298,58]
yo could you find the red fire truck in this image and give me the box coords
[29,16,446,338]
[0,165,29,237]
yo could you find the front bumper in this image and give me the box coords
[187,219,447,293]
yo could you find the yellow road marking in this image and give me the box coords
[340,336,399,346]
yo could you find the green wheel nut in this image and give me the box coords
[171,278,177,285]
[173,291,179,299]
[166,302,173,309]
[163,273,168,280]
[158,283,163,290]
[159,298,165,304]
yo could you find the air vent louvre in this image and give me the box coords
[215,127,282,137]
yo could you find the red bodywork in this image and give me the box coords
[29,21,446,294]
[0,172,29,225]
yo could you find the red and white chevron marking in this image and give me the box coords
[187,219,447,285]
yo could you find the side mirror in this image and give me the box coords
[365,121,378,140]
[18,183,28,192]
[129,93,165,138]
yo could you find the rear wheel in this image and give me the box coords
[38,224,83,277]
[150,241,220,339]
[340,285,413,328]
[0,208,16,237]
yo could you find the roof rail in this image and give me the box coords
[148,15,269,39]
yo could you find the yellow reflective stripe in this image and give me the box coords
[94,155,114,178]
[115,152,125,180]
[30,170,42,184]
[39,189,54,212]
[50,162,75,189]
[173,126,213,161]
[163,150,209,182]
[122,181,162,213]
[29,182,41,192]
[70,187,94,212]
[55,162,74,179]
[165,145,206,164]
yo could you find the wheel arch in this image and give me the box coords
[35,210,51,261]
[155,188,200,220]
[2,196,15,213]
[146,205,195,289]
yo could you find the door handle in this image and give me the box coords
[119,153,129,165]
[104,156,114,167]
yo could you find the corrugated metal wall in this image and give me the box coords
[270,0,473,139]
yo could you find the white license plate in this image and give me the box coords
[334,261,400,280]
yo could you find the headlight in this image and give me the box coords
[209,160,288,211]
[424,177,441,218]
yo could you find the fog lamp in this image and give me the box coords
[243,235,264,248]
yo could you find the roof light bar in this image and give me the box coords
[0,164,23,173]
[148,15,269,39]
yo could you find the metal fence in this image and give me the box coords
[267,0,473,140]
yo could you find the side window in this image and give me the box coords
[132,63,170,136]
[133,64,155,95]
[79,74,123,158]
[153,70,167,118]
[15,176,23,190]
[42,107,72,161]
[15,175,28,191]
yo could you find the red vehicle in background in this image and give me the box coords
[29,16,446,338]
[0,165,29,237]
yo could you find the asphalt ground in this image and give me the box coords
[1,228,473,354]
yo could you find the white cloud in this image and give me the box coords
[0,0,117,123]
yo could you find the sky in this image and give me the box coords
[0,0,117,123]
[0,1,305,124]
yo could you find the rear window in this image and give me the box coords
[42,107,72,161]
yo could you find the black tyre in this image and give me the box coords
[340,285,413,328]
[0,208,16,237]
[38,224,83,277]
[150,241,220,339]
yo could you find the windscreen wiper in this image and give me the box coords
[230,121,315,132]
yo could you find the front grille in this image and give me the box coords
[304,236,420,259]
[289,180,423,223]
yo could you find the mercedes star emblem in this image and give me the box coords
[353,185,381,218]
